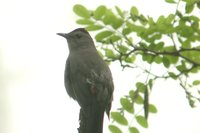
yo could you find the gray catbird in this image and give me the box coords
[57,28,114,133]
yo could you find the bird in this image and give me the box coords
[57,28,114,133]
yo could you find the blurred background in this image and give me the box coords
[0,0,200,133]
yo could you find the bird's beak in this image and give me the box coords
[57,33,68,38]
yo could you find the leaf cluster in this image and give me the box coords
[108,80,157,133]
[73,1,200,133]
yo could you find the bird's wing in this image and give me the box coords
[64,58,77,100]
[67,52,113,113]
[86,59,114,118]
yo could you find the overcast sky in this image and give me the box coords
[1,0,200,133]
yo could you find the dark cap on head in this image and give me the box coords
[57,28,89,38]
[71,28,89,35]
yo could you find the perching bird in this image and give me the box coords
[57,28,114,133]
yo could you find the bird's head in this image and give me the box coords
[57,28,95,51]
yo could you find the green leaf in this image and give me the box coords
[105,49,115,58]
[180,51,200,64]
[118,45,129,53]
[189,98,195,108]
[73,4,90,18]
[176,65,185,72]
[162,56,170,68]
[164,46,176,52]
[102,10,116,25]
[139,15,148,25]
[154,56,162,64]
[136,82,147,93]
[148,17,155,25]
[115,6,124,18]
[95,31,113,41]
[176,24,194,38]
[142,53,154,64]
[168,72,177,80]
[148,79,154,90]
[135,94,144,104]
[185,3,195,14]
[165,55,179,64]
[165,0,176,4]
[85,25,103,31]
[76,19,93,25]
[111,112,128,125]
[197,2,200,9]
[189,15,200,23]
[176,10,183,18]
[129,90,135,98]
[149,42,164,51]
[176,61,187,72]
[182,40,191,48]
[125,55,136,63]
[193,80,200,86]
[149,104,158,113]
[106,35,121,43]
[94,5,107,20]
[129,90,143,104]
[136,116,148,128]
[152,34,162,40]
[122,28,131,35]
[112,18,123,29]
[184,0,195,4]
[157,15,165,25]
[190,67,200,73]
[131,6,139,16]
[129,127,140,133]
[166,14,175,24]
[127,23,146,35]
[120,98,134,113]
[109,125,122,133]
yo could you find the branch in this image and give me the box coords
[180,81,200,107]
[127,44,200,66]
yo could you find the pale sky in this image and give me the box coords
[0,0,200,133]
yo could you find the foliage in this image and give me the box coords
[73,1,200,133]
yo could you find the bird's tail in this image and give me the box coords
[78,105,105,133]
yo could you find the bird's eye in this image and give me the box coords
[75,34,82,39]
